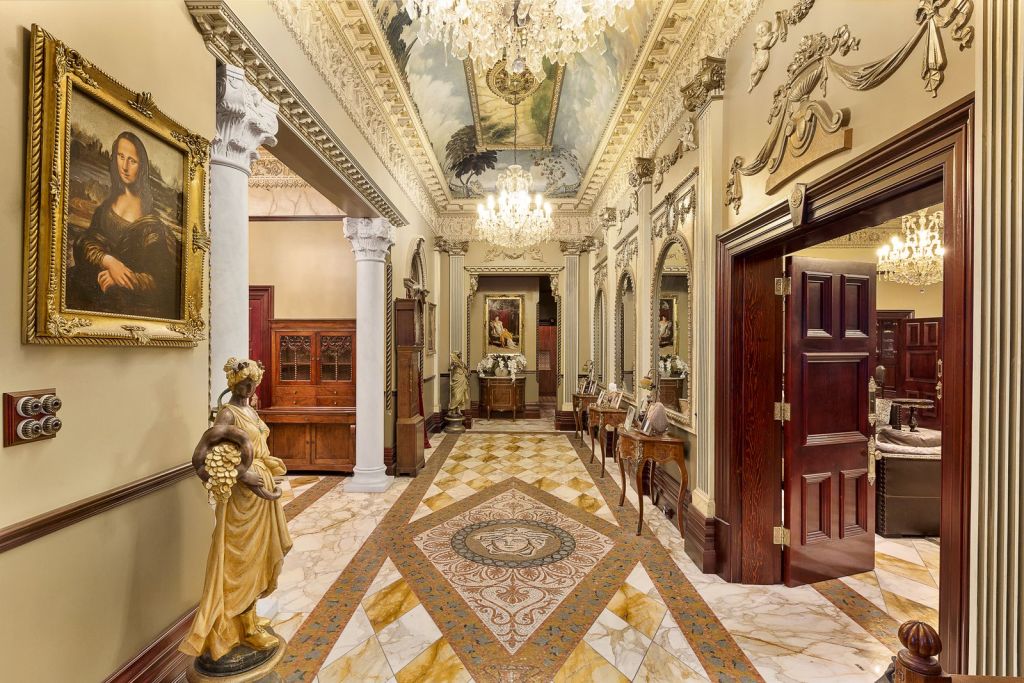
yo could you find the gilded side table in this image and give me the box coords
[588,404,628,478]
[617,428,687,536]
[572,392,599,439]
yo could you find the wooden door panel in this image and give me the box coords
[785,256,876,586]
[898,317,942,428]
[271,423,311,468]
[537,324,558,397]
[312,423,355,469]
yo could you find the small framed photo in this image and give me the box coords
[596,389,607,405]
[625,406,636,430]
[609,391,623,409]
[577,378,587,393]
[640,413,654,435]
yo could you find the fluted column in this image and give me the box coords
[559,241,584,409]
[439,239,469,365]
[973,2,1024,674]
[634,159,655,384]
[210,63,278,405]
[343,217,396,492]
[685,57,725,520]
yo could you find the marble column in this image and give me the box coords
[343,217,396,493]
[210,63,278,405]
[439,239,469,361]
[560,240,590,409]
[973,3,1024,674]
[687,58,725,520]
[634,159,655,383]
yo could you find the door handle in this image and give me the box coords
[936,380,943,401]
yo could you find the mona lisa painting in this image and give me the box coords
[23,26,208,347]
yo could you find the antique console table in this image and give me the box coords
[617,428,687,536]
[572,392,599,439]
[478,376,525,420]
[588,404,628,478]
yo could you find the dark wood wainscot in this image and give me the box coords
[478,376,526,419]
[261,319,356,472]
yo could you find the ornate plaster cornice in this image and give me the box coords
[187,0,410,226]
[559,238,596,255]
[585,0,759,214]
[434,237,470,255]
[680,57,727,114]
[250,149,311,189]
[435,212,598,242]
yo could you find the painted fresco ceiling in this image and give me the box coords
[348,0,663,200]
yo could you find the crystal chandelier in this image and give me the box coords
[403,0,635,77]
[876,209,945,287]
[475,104,553,248]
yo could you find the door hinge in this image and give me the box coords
[773,401,791,422]
[773,526,791,546]
[774,276,792,296]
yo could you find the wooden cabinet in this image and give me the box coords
[261,319,357,472]
[394,299,425,476]
[479,376,526,419]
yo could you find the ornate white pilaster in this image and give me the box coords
[343,217,396,492]
[688,58,725,518]
[559,240,589,409]
[210,63,278,405]
[438,239,469,363]
[634,158,655,385]
[973,3,1024,674]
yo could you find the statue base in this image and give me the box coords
[186,629,286,683]
[445,413,466,433]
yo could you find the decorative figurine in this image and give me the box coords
[181,358,293,682]
[644,402,670,436]
[446,351,469,433]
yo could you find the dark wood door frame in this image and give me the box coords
[715,95,973,672]
[249,285,275,408]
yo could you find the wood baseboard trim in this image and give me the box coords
[425,412,445,434]
[0,463,193,555]
[683,501,717,573]
[554,411,576,431]
[104,607,196,683]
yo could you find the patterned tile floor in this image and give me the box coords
[258,427,939,682]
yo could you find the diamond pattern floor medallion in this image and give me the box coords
[413,486,615,654]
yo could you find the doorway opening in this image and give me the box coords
[784,206,944,634]
[716,97,972,671]
[537,275,559,410]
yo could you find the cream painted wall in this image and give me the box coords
[0,2,214,680]
[249,219,355,318]
[469,276,542,404]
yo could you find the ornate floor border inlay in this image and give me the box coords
[565,435,765,683]
[284,476,342,522]
[813,579,903,653]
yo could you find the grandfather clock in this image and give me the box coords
[394,298,425,475]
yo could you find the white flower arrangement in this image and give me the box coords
[477,353,528,378]
[658,354,689,378]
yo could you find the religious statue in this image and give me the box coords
[181,358,293,680]
[446,351,470,433]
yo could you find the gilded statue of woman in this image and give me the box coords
[68,131,179,319]
[449,351,469,415]
[181,358,293,668]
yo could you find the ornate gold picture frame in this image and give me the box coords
[484,295,525,354]
[23,26,209,347]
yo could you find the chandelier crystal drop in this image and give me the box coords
[476,164,553,249]
[876,209,945,287]
[403,0,635,78]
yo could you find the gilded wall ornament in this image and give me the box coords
[615,237,639,273]
[594,261,608,292]
[483,245,544,262]
[748,0,815,92]
[680,57,726,113]
[725,2,974,214]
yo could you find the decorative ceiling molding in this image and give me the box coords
[249,148,310,189]
[266,0,444,222]
[482,245,545,262]
[186,0,408,226]
[583,0,759,214]
[435,212,598,242]
[819,227,899,249]
[465,59,566,152]
[434,237,469,255]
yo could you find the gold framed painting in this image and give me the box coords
[657,295,678,352]
[484,295,525,354]
[23,26,209,347]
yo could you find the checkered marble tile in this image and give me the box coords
[409,433,617,525]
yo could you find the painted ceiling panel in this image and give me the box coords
[364,0,660,200]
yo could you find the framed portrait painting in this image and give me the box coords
[657,296,677,351]
[23,26,209,347]
[426,303,436,355]
[484,295,524,354]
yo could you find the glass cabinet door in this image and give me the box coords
[319,334,353,382]
[278,334,312,382]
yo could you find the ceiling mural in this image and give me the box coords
[366,0,660,200]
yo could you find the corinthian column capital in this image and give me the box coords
[343,217,396,262]
[212,63,279,174]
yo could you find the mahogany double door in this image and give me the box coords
[784,257,877,586]
[898,317,943,429]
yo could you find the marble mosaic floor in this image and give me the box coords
[259,431,940,682]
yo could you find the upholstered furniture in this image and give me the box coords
[876,426,941,537]
[616,428,687,536]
